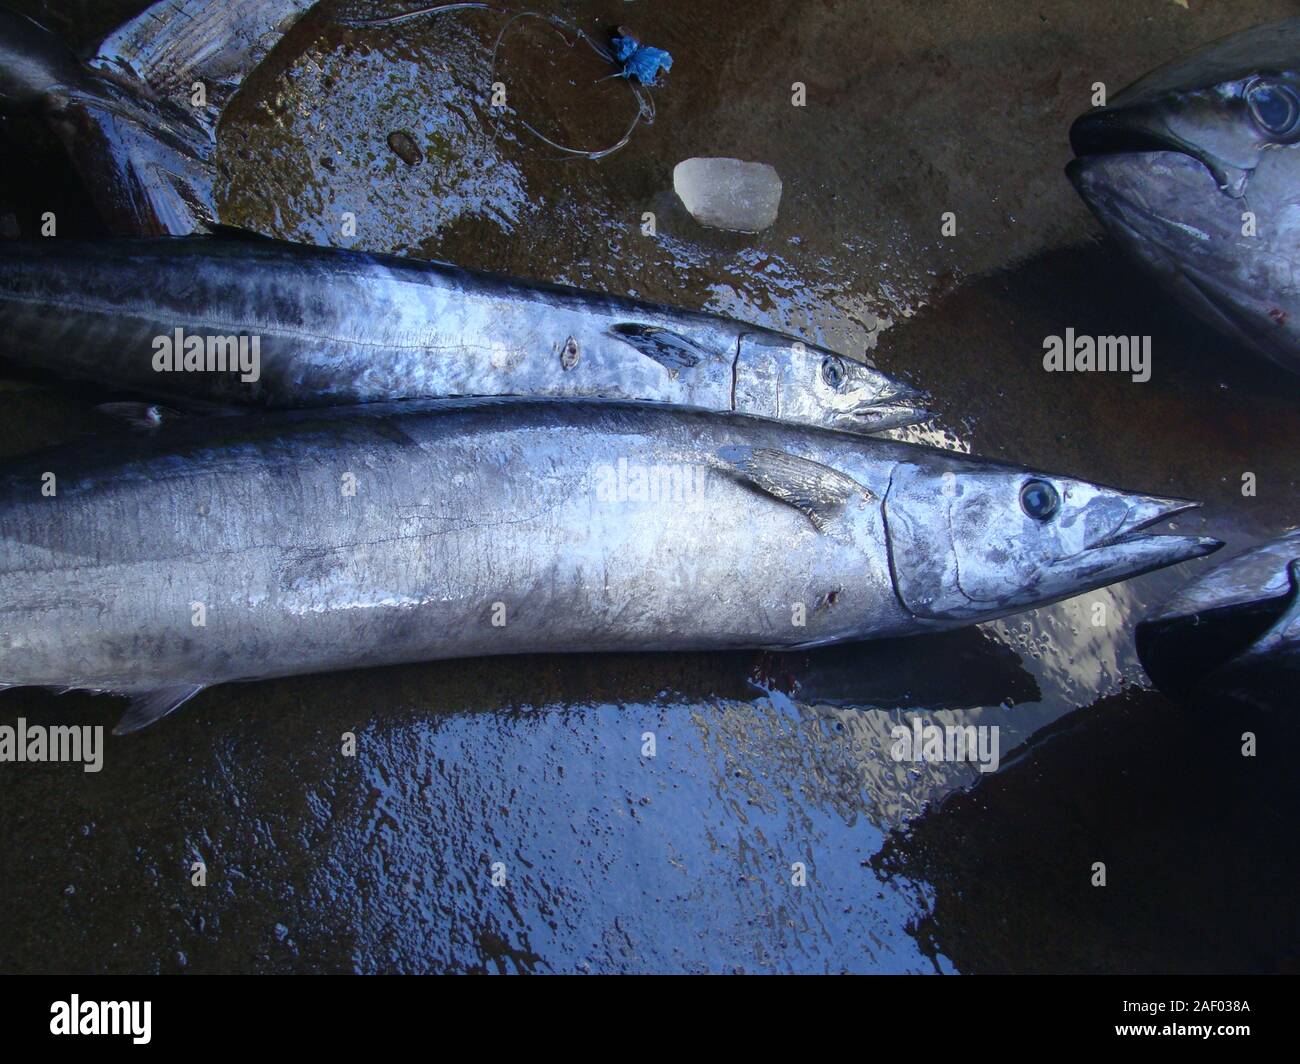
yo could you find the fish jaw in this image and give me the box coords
[1068,103,1253,196]
[990,490,1223,619]
[1067,151,1238,286]
[833,375,930,434]
[1061,493,1222,586]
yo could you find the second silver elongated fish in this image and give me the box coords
[0,398,1216,732]
[0,236,926,433]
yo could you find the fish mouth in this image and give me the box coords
[841,378,931,433]
[1080,495,1222,572]
[1070,107,1181,159]
[1068,106,1249,195]
[1065,151,1225,257]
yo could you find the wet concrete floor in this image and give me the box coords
[0,0,1296,972]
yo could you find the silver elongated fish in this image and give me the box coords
[1068,18,1300,375]
[1137,529,1300,698]
[0,235,926,433]
[0,399,1218,733]
[0,0,316,235]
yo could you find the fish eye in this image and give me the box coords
[1245,78,1300,137]
[1019,479,1060,521]
[821,355,848,390]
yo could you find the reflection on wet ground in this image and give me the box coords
[876,689,1300,974]
[0,0,1296,971]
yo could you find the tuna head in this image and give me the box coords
[733,332,929,434]
[883,455,1222,624]
[1067,18,1300,372]
[1136,530,1300,697]
[0,6,88,112]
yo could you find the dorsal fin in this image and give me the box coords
[716,445,872,531]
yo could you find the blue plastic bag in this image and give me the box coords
[610,34,673,86]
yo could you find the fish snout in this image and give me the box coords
[1082,492,1222,570]
[841,375,930,433]
[1070,105,1179,159]
[1069,104,1250,197]
[1090,493,1200,547]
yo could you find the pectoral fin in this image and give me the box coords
[610,323,709,377]
[716,445,873,531]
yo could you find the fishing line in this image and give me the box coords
[341,3,654,160]
[338,2,504,26]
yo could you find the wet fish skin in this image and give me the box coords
[0,399,1219,732]
[1067,18,1300,374]
[0,235,925,434]
[1137,530,1300,697]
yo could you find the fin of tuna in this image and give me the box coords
[716,445,873,531]
[20,1,319,236]
[114,684,206,735]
